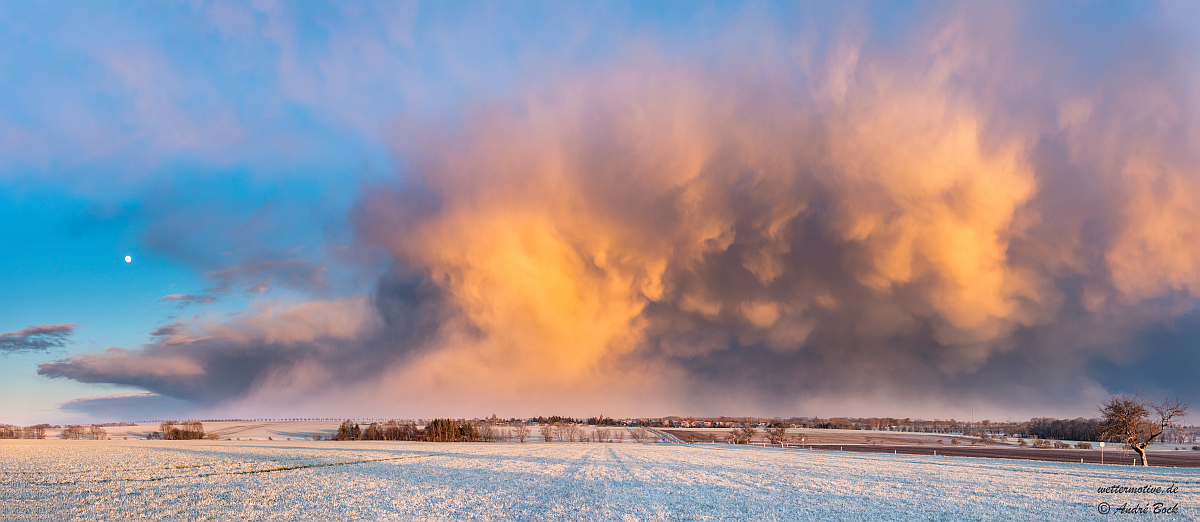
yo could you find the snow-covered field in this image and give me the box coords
[42,420,344,441]
[51,421,656,442]
[2,440,1197,521]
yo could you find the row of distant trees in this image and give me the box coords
[1024,417,1101,442]
[59,425,108,440]
[537,424,653,443]
[0,424,46,439]
[3,421,213,440]
[329,419,488,442]
[323,419,661,443]
[4,420,209,441]
[0,424,109,440]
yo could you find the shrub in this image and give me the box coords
[1053,440,1071,449]
[1018,438,1027,447]
[1075,442,1092,449]
[1032,438,1051,448]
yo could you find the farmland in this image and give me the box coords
[2,439,1197,520]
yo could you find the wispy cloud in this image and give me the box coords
[0,324,77,353]
[160,259,329,306]
[160,293,219,306]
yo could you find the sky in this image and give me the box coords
[2,1,1199,425]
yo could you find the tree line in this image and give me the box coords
[1023,417,1101,442]
[147,421,207,440]
[59,425,108,440]
[1,424,110,440]
[322,419,661,444]
[0,424,46,439]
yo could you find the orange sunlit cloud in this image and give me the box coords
[36,3,1200,421]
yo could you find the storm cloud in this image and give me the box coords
[37,2,1200,419]
[0,324,77,353]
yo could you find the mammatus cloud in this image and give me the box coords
[0,324,77,353]
[41,3,1200,419]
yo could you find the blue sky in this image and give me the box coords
[3,1,1199,425]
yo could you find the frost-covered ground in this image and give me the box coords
[1,440,1197,521]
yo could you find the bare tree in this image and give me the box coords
[629,427,651,443]
[87,425,107,440]
[539,424,554,442]
[729,426,756,444]
[1099,395,1188,466]
[513,424,531,443]
[765,426,788,446]
[565,423,581,442]
[478,423,497,442]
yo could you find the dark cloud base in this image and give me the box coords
[58,393,196,422]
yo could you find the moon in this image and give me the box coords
[124,256,132,263]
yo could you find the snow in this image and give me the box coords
[46,420,345,441]
[2,439,1197,520]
